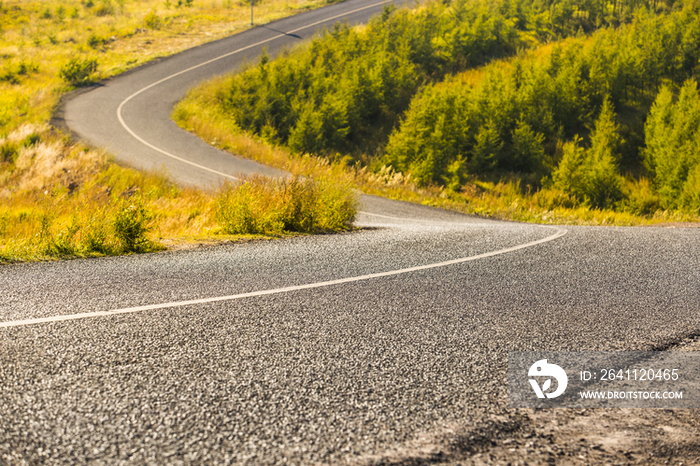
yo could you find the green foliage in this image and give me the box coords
[93,0,115,16]
[581,97,624,208]
[113,196,156,253]
[385,3,700,190]
[59,57,99,86]
[0,60,38,85]
[622,177,661,215]
[552,136,587,198]
[644,80,700,210]
[88,33,107,49]
[0,127,40,165]
[218,0,555,158]
[144,9,162,28]
[216,175,356,234]
[552,98,624,208]
[511,119,546,173]
[382,82,471,185]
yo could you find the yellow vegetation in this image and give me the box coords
[0,0,355,262]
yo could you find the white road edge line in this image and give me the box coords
[0,227,566,329]
[116,0,389,180]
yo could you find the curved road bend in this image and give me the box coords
[61,0,407,188]
[1,0,700,464]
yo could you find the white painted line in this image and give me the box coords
[0,227,566,329]
[117,0,389,180]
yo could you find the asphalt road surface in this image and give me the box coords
[3,0,700,464]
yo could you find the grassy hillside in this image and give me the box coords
[174,0,700,225]
[0,124,357,262]
[0,0,357,262]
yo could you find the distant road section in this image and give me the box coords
[58,0,397,189]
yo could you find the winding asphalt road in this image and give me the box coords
[2,1,700,464]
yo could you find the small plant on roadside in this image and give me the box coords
[60,57,98,86]
[144,10,162,29]
[112,195,157,253]
[216,175,356,235]
[88,34,107,49]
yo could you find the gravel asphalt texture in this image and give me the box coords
[3,0,700,464]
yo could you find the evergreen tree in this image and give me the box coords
[644,80,700,209]
[552,136,587,198]
[582,96,624,209]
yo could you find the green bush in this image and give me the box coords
[216,175,356,235]
[87,34,107,49]
[112,196,155,253]
[144,10,162,29]
[552,98,624,209]
[60,57,99,86]
[93,0,114,16]
[0,141,18,164]
[622,178,661,215]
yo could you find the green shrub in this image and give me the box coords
[81,217,111,254]
[216,175,356,235]
[144,10,162,29]
[552,137,587,198]
[623,178,661,215]
[112,196,155,253]
[0,141,18,164]
[552,99,624,209]
[0,68,18,84]
[580,98,624,209]
[534,188,579,210]
[93,0,114,16]
[87,34,107,49]
[60,57,99,86]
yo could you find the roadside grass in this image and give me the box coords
[0,0,356,263]
[0,0,340,134]
[0,125,356,263]
[174,77,700,227]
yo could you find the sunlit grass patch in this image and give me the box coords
[0,0,344,135]
[0,125,358,262]
[217,175,357,235]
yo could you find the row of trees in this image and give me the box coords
[644,81,700,209]
[219,0,700,212]
[220,0,625,159]
[384,3,700,209]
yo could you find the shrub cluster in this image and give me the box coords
[216,175,357,235]
[60,57,99,86]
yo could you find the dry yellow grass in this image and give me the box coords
[0,0,358,262]
[0,0,341,133]
[0,124,356,262]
